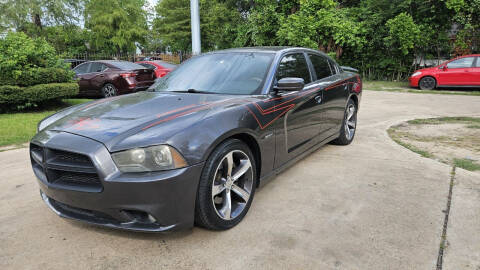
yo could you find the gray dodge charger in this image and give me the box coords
[30,47,362,231]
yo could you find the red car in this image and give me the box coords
[73,60,156,98]
[409,54,480,90]
[135,60,177,79]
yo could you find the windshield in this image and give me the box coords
[151,52,274,95]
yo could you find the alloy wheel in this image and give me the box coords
[211,150,253,220]
[420,77,435,90]
[103,84,116,97]
[344,103,357,140]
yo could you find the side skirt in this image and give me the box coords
[258,132,340,188]
[437,85,480,89]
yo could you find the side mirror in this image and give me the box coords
[275,77,305,92]
[439,65,447,70]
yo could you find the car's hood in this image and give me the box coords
[415,66,438,73]
[40,91,250,150]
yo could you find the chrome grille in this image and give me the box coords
[30,143,102,192]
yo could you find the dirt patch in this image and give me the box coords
[388,117,480,172]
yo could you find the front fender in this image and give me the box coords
[165,105,275,178]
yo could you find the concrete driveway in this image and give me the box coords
[1,90,479,270]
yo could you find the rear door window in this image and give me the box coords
[73,63,90,75]
[276,53,311,84]
[328,59,339,74]
[308,54,332,80]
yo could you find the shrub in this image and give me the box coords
[0,83,79,112]
[0,32,71,86]
[0,68,74,87]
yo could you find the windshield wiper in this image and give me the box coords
[171,89,215,94]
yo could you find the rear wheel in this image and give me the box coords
[102,83,117,98]
[331,99,357,145]
[195,139,256,230]
[419,76,436,90]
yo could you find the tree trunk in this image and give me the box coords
[33,13,42,29]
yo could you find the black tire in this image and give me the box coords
[101,83,117,98]
[419,76,436,90]
[195,139,257,230]
[331,99,357,145]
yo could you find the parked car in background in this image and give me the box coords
[73,60,155,98]
[409,54,480,90]
[135,60,177,78]
[138,56,163,61]
[32,47,362,232]
[63,59,86,69]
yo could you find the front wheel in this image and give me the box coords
[419,76,436,90]
[195,139,257,230]
[331,99,357,145]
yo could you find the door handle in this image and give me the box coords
[315,95,322,104]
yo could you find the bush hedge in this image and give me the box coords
[0,67,74,87]
[0,83,79,112]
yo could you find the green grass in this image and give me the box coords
[0,99,92,147]
[407,117,480,125]
[364,81,480,96]
[453,158,480,171]
[363,81,409,90]
[389,117,480,172]
[388,129,434,158]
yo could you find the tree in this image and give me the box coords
[385,13,420,56]
[153,0,191,52]
[153,0,242,52]
[445,0,480,55]
[84,0,148,53]
[277,0,365,57]
[0,0,83,31]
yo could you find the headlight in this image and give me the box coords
[111,145,188,172]
[411,71,422,77]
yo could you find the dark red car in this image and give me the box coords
[409,54,480,90]
[135,60,177,79]
[73,60,156,98]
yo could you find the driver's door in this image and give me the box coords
[438,57,475,86]
[273,52,326,168]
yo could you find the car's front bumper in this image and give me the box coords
[409,76,420,87]
[31,131,203,232]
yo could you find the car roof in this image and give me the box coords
[90,60,131,64]
[208,46,330,58]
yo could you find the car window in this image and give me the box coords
[328,59,338,74]
[276,53,311,84]
[308,54,332,80]
[447,57,475,69]
[89,62,106,73]
[73,63,90,75]
[110,61,146,70]
[475,57,480,67]
[139,63,156,69]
